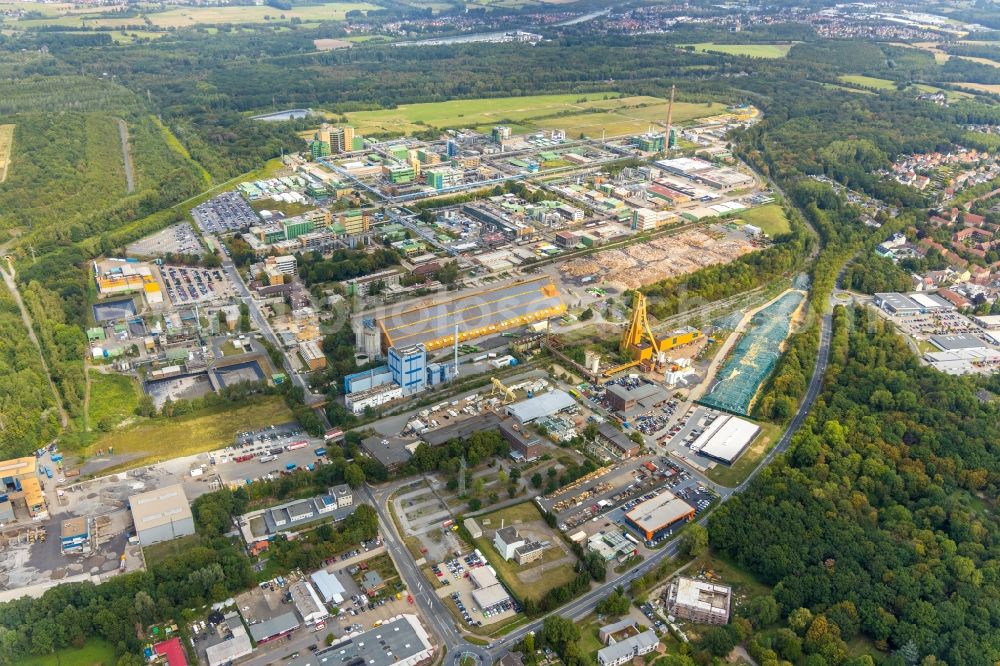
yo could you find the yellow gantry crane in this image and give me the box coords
[491,377,517,405]
[620,291,660,358]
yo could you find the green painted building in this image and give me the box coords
[283,218,314,240]
[309,139,330,159]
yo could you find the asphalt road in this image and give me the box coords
[361,304,835,663]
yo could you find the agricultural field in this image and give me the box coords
[87,395,295,469]
[685,42,794,58]
[955,82,1000,95]
[838,75,896,90]
[735,203,790,237]
[145,2,381,28]
[86,371,141,432]
[0,124,12,183]
[341,93,727,138]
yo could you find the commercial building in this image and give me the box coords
[596,630,659,666]
[874,291,954,315]
[665,576,732,625]
[625,492,695,542]
[287,615,433,666]
[555,230,579,248]
[264,254,298,276]
[606,382,668,413]
[470,566,512,612]
[689,414,759,464]
[205,613,252,666]
[60,517,91,555]
[345,383,403,414]
[494,526,526,561]
[289,580,329,625]
[377,276,565,353]
[514,540,546,564]
[499,421,544,462]
[247,611,299,644]
[598,423,640,458]
[259,489,355,535]
[361,435,414,472]
[299,340,327,371]
[505,389,576,425]
[311,569,347,605]
[389,344,427,395]
[930,333,988,351]
[129,484,195,546]
[331,484,353,508]
[632,208,675,232]
[588,529,636,562]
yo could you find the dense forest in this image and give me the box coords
[711,306,1000,664]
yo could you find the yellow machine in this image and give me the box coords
[605,291,701,377]
[491,377,516,405]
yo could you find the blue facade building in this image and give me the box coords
[388,344,427,395]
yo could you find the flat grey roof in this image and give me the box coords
[362,436,413,468]
[247,611,299,642]
[380,276,564,348]
[607,382,662,403]
[597,630,659,663]
[287,615,432,666]
[875,292,922,312]
[129,484,192,533]
[422,413,501,446]
[930,334,988,351]
[506,390,576,423]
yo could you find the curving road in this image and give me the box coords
[363,306,834,662]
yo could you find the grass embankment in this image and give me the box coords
[87,395,294,471]
[838,75,896,90]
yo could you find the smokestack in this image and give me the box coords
[665,84,676,151]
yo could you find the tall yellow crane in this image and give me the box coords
[620,291,659,357]
[491,377,516,405]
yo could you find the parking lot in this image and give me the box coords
[431,551,519,628]
[159,265,233,305]
[192,191,259,234]
[126,222,204,258]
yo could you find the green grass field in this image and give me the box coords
[838,75,896,90]
[87,371,141,431]
[341,93,727,138]
[15,639,116,666]
[88,395,295,469]
[736,203,790,237]
[686,43,794,58]
[146,2,380,28]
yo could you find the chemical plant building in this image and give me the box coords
[625,492,696,542]
[287,615,433,666]
[499,420,544,462]
[129,484,194,546]
[665,576,732,625]
[344,343,454,413]
[689,414,760,464]
[605,382,670,414]
[374,276,565,353]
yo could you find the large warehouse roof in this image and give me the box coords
[378,276,565,351]
[690,415,760,464]
[506,390,576,424]
[288,615,432,666]
[930,333,987,351]
[129,484,192,533]
[625,492,694,533]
